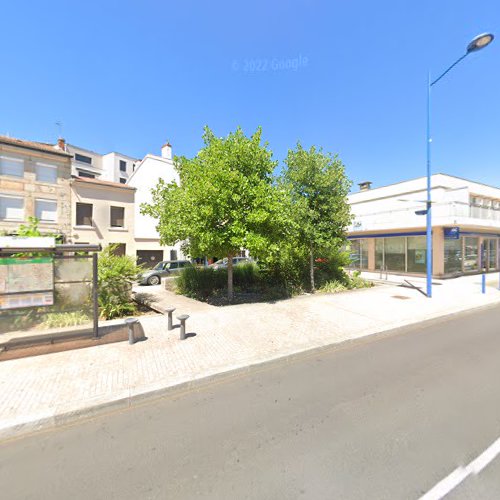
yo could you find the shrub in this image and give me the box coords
[319,280,348,293]
[98,245,143,319]
[176,263,264,300]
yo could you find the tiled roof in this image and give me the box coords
[0,135,72,157]
[72,176,136,190]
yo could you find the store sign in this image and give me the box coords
[444,227,460,240]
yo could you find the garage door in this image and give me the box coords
[136,250,164,269]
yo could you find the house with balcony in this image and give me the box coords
[347,173,500,278]
[0,135,72,239]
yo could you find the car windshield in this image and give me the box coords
[153,262,164,270]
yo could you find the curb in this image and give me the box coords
[1,300,499,443]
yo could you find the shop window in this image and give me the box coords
[463,237,479,271]
[349,239,368,269]
[444,238,462,275]
[407,236,426,273]
[375,239,384,270]
[384,237,405,272]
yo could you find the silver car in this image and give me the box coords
[209,257,253,270]
[138,260,192,285]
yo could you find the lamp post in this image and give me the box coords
[425,33,494,298]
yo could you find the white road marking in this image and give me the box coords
[419,436,500,500]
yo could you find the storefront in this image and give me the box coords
[348,228,500,278]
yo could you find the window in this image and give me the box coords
[406,236,426,273]
[35,199,57,222]
[77,170,96,179]
[76,202,93,226]
[375,239,384,270]
[463,237,479,271]
[75,153,92,164]
[119,178,126,184]
[0,195,24,220]
[119,160,126,172]
[384,237,406,272]
[0,156,23,177]
[36,163,57,184]
[444,238,462,275]
[349,239,368,269]
[170,249,178,260]
[110,206,125,228]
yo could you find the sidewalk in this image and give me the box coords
[1,275,499,440]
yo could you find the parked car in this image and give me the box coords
[138,260,192,285]
[209,256,254,270]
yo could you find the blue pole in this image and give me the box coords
[482,273,486,294]
[426,73,433,298]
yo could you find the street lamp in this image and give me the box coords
[425,32,494,298]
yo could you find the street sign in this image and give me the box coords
[444,227,460,240]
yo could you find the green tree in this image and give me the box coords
[281,143,352,292]
[142,126,285,301]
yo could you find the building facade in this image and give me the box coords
[127,142,184,267]
[65,142,138,184]
[71,177,135,254]
[348,174,500,278]
[0,136,72,239]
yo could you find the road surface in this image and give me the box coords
[1,305,500,499]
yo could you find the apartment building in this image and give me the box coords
[0,136,72,239]
[348,173,500,277]
[65,142,139,184]
[71,177,135,254]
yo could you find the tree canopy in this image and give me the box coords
[142,126,287,300]
[281,143,352,291]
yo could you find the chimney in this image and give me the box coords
[161,141,172,160]
[358,181,372,192]
[57,137,66,151]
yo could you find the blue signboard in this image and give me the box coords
[444,227,460,240]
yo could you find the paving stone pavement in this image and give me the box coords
[1,275,499,440]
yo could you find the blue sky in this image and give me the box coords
[1,1,498,189]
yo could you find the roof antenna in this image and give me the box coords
[55,120,63,139]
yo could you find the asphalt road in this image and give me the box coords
[1,305,500,499]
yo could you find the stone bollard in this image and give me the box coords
[125,317,138,345]
[177,314,190,340]
[164,306,176,331]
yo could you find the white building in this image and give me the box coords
[65,141,139,184]
[347,173,500,277]
[127,142,184,267]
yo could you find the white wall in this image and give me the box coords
[127,154,180,240]
[101,153,138,183]
[348,174,500,233]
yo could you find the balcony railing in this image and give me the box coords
[349,201,500,232]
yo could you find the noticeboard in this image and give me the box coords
[0,257,54,310]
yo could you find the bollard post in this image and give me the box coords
[482,274,486,294]
[165,307,176,331]
[177,314,189,340]
[125,317,138,345]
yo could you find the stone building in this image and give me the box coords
[0,136,72,240]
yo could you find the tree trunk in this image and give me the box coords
[227,253,234,302]
[309,243,315,293]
